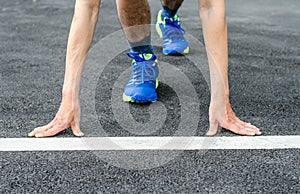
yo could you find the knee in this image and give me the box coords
[87,0,100,14]
[76,0,100,15]
[199,0,226,11]
[199,0,213,12]
[199,0,225,19]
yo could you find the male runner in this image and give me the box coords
[28,0,261,137]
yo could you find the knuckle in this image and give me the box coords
[55,118,68,127]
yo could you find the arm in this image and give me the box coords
[199,0,261,136]
[29,0,100,137]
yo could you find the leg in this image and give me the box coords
[29,0,100,137]
[117,0,151,48]
[117,0,159,103]
[199,0,261,136]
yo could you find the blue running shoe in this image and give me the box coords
[123,52,159,103]
[156,10,189,55]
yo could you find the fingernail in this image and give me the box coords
[250,132,255,136]
[35,134,42,138]
[28,132,34,137]
[206,132,216,136]
[258,131,262,135]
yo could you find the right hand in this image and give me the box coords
[207,103,261,136]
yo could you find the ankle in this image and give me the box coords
[128,35,154,54]
[161,6,178,18]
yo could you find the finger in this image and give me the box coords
[232,117,261,135]
[71,121,84,137]
[236,124,259,135]
[223,122,257,136]
[235,119,254,129]
[35,125,66,138]
[34,120,55,132]
[242,124,261,135]
[28,121,54,137]
[235,120,261,135]
[207,117,219,136]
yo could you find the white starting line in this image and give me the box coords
[0,136,299,151]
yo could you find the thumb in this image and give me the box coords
[71,121,84,137]
[206,116,219,136]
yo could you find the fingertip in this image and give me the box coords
[33,127,40,132]
[255,127,261,134]
[206,133,215,137]
[207,120,219,136]
[206,130,217,136]
[257,131,262,135]
[71,125,84,137]
[74,131,84,137]
[35,133,44,138]
[28,132,34,137]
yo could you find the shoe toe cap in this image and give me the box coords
[124,84,157,102]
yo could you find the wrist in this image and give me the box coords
[211,89,229,100]
[62,89,79,101]
[210,91,230,108]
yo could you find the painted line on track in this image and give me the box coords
[0,136,299,151]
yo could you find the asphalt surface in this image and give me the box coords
[1,150,300,193]
[0,0,299,193]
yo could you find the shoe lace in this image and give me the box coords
[163,15,185,40]
[127,52,158,84]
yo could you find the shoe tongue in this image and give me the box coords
[164,16,184,34]
[127,52,156,62]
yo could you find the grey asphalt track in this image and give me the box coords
[0,0,299,193]
[1,150,300,193]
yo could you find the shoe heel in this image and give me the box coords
[156,23,163,38]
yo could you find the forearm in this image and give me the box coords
[199,0,229,104]
[62,0,100,101]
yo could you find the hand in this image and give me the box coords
[207,103,261,136]
[28,99,84,138]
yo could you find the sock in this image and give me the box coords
[128,35,154,54]
[161,5,178,18]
